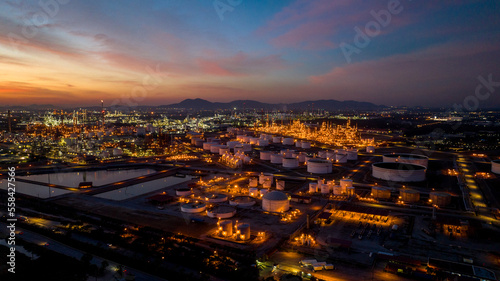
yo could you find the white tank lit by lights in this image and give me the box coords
[262,191,290,213]
[249,177,258,188]
[295,140,302,148]
[236,223,251,240]
[226,141,241,149]
[229,196,256,207]
[400,189,420,203]
[307,159,332,174]
[347,149,358,160]
[301,141,311,149]
[257,139,268,146]
[207,205,236,219]
[371,186,391,199]
[175,188,192,196]
[346,186,355,196]
[318,151,327,159]
[210,144,224,153]
[281,149,295,158]
[333,185,343,195]
[366,146,375,153]
[205,193,228,203]
[372,162,426,182]
[259,173,274,184]
[282,157,299,168]
[260,151,272,161]
[219,220,233,237]
[260,188,269,196]
[272,136,282,143]
[203,142,215,150]
[249,137,259,145]
[282,137,294,145]
[335,153,348,163]
[270,153,284,164]
[249,187,259,197]
[276,180,285,190]
[194,139,204,147]
[340,179,353,190]
[262,180,272,189]
[309,183,318,193]
[491,160,500,174]
[297,152,307,163]
[180,202,206,213]
[429,192,451,207]
[383,153,429,168]
[218,146,230,155]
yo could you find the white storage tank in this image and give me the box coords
[307,159,332,174]
[326,151,336,160]
[297,152,307,163]
[333,185,343,195]
[219,220,233,237]
[366,146,375,153]
[383,153,429,168]
[318,151,327,159]
[262,191,290,213]
[270,153,284,164]
[430,192,451,207]
[282,137,294,145]
[272,136,282,143]
[236,223,251,241]
[210,144,224,153]
[340,179,353,190]
[229,196,256,207]
[301,141,311,149]
[249,187,259,197]
[346,186,355,196]
[260,151,272,161]
[262,179,272,189]
[491,160,500,174]
[195,139,205,147]
[207,206,236,219]
[347,149,358,160]
[309,183,318,193]
[281,149,295,158]
[219,146,230,155]
[259,173,274,184]
[276,180,285,190]
[257,139,269,147]
[249,177,258,188]
[400,189,420,203]
[180,202,206,213]
[203,142,215,151]
[320,183,330,194]
[249,137,259,145]
[335,153,348,163]
[282,157,299,168]
[372,162,426,182]
[205,193,228,203]
[175,188,192,196]
[226,141,241,149]
[260,188,269,196]
[371,186,391,199]
[295,140,302,148]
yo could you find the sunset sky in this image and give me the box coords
[1,0,499,107]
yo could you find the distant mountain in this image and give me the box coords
[160,98,384,111]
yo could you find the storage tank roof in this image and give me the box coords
[263,191,288,201]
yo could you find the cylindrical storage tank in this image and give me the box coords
[309,183,318,193]
[227,141,241,149]
[219,146,229,155]
[242,136,251,143]
[366,146,375,153]
[281,149,295,158]
[340,179,353,190]
[207,206,236,219]
[326,151,336,160]
[335,153,348,163]
[195,139,205,147]
[236,223,251,241]
[206,138,221,144]
[346,186,355,196]
[219,220,233,237]
[372,162,426,182]
[371,186,391,199]
[262,179,272,189]
[229,196,256,207]
[347,149,358,160]
[297,153,306,163]
[203,142,214,150]
[233,145,244,153]
[295,140,302,148]
[259,173,274,184]
[282,137,294,145]
[307,159,332,174]
[205,193,228,203]
[270,153,284,164]
[333,185,343,195]
[210,144,223,153]
[272,136,282,143]
[276,180,285,190]
[249,177,258,188]
[430,192,451,207]
[262,191,290,213]
[318,151,327,159]
[180,202,206,213]
[301,141,311,149]
[242,144,252,152]
[400,189,420,203]
[249,187,259,197]
[257,139,268,147]
[320,183,330,194]
[176,188,192,196]
[249,137,259,145]
[282,157,299,168]
[260,151,272,161]
[383,153,429,168]
[491,160,500,174]
[260,188,269,196]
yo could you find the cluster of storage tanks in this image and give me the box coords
[216,220,251,241]
[370,186,451,207]
[309,178,355,196]
[260,149,305,168]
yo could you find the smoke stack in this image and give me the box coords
[7,110,12,133]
